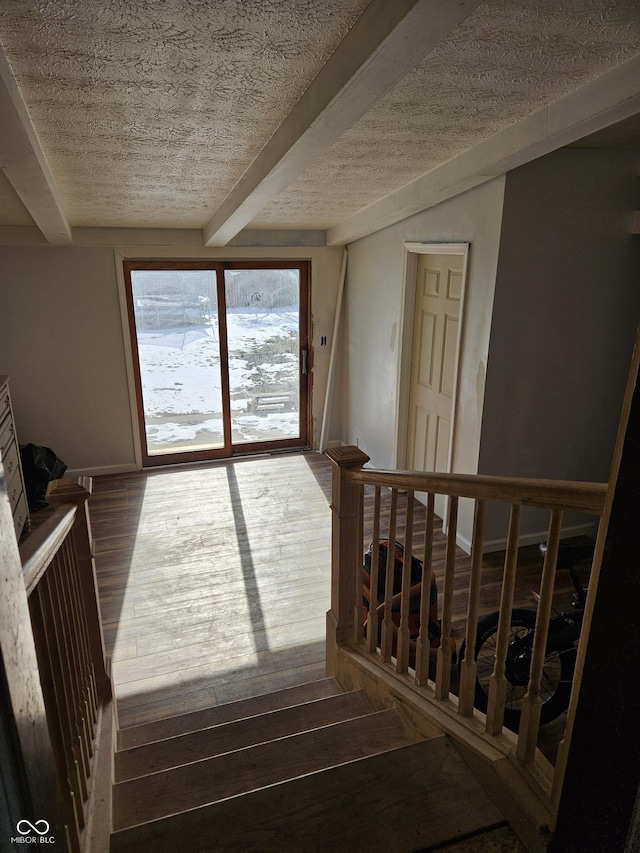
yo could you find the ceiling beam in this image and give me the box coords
[0,42,72,245]
[327,54,640,246]
[203,0,484,247]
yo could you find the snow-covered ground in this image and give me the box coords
[137,308,300,452]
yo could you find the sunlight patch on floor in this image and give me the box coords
[109,454,332,689]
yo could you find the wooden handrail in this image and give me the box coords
[46,476,111,701]
[20,504,77,596]
[17,476,113,853]
[345,467,607,515]
[326,445,608,838]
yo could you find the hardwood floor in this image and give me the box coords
[90,451,592,733]
[92,452,333,728]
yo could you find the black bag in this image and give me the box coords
[19,443,67,511]
[363,539,442,644]
[363,540,425,612]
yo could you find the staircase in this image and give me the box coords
[109,678,505,852]
[10,458,612,851]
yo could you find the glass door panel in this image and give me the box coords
[129,268,225,457]
[125,260,309,465]
[224,268,302,446]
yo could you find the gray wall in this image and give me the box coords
[342,150,640,550]
[479,149,640,544]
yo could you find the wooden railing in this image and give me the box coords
[19,478,112,853]
[325,446,608,830]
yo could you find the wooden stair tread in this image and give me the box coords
[110,736,505,852]
[113,708,420,830]
[117,677,342,750]
[115,690,373,781]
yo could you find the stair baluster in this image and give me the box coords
[354,476,365,645]
[517,509,563,763]
[397,489,414,673]
[365,487,382,656]
[485,503,522,736]
[435,495,458,700]
[458,498,486,716]
[415,491,435,686]
[380,488,398,664]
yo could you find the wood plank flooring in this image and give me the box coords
[91,452,333,728]
[90,451,592,733]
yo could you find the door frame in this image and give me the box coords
[118,256,311,467]
[395,242,470,476]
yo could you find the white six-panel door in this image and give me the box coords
[406,251,464,517]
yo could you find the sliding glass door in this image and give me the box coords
[124,261,309,465]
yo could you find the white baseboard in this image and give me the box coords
[65,463,139,478]
[477,521,598,555]
[455,530,473,555]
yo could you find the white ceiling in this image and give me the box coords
[0,0,639,247]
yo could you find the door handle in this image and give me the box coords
[301,349,308,375]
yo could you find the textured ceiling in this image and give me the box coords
[251,0,640,228]
[0,0,369,228]
[0,0,639,242]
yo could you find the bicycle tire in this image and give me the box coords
[462,608,576,730]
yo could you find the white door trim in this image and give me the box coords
[114,249,144,469]
[403,242,469,256]
[395,242,470,473]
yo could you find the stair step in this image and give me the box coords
[115,690,373,781]
[113,707,420,831]
[117,677,342,750]
[110,736,505,853]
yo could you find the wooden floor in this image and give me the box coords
[90,451,591,732]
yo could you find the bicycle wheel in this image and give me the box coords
[464,608,575,731]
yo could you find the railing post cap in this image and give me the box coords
[325,446,370,469]
[46,476,93,505]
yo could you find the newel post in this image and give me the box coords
[325,446,369,677]
[46,477,112,700]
